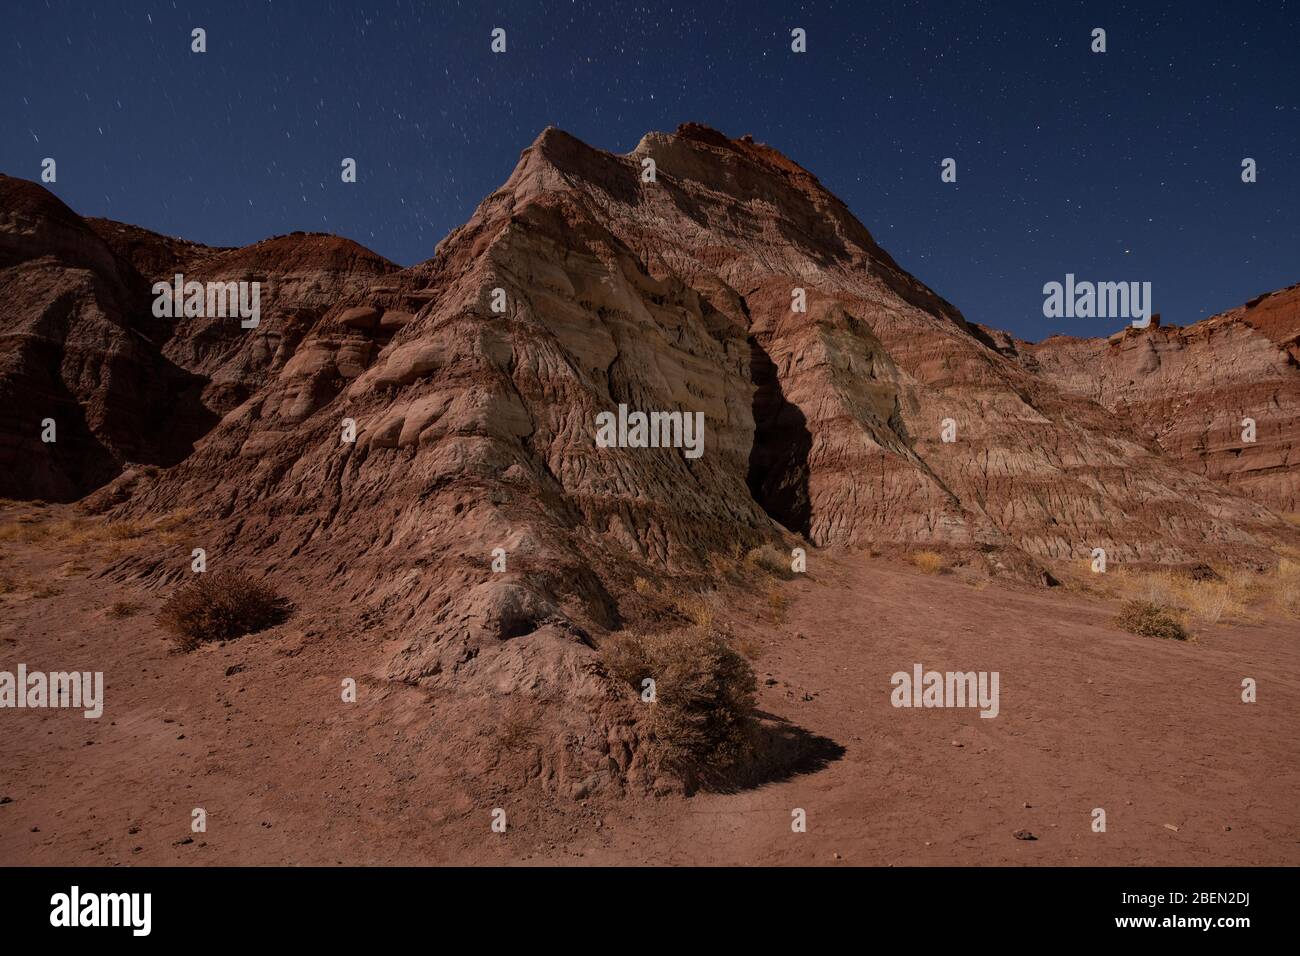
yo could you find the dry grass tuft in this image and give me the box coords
[1273,557,1300,617]
[910,550,946,574]
[764,579,789,623]
[674,592,716,630]
[1063,556,1299,627]
[106,600,143,619]
[0,510,192,552]
[0,521,44,544]
[744,544,794,579]
[1113,566,1259,626]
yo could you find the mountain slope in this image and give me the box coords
[0,173,399,500]
[3,127,1298,796]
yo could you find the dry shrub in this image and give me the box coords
[600,629,757,772]
[156,570,291,651]
[599,630,651,688]
[106,600,142,619]
[633,576,652,596]
[1115,600,1188,641]
[495,713,539,753]
[910,550,945,574]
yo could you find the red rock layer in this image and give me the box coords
[490,126,1293,568]
[0,173,398,500]
[1010,285,1300,514]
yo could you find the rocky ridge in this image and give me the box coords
[3,127,1298,795]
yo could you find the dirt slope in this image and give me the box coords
[1,502,1295,866]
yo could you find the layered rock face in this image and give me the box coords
[5,126,1298,586]
[0,173,398,500]
[1005,286,1300,515]
[106,160,783,704]
[0,175,207,499]
[469,125,1293,570]
[3,127,1298,792]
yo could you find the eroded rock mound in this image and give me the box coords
[4,127,1298,796]
[484,125,1294,569]
[0,175,208,499]
[0,175,399,500]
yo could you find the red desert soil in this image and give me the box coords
[2,503,1296,866]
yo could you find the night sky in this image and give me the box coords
[3,0,1296,340]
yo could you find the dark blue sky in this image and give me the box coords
[3,0,1296,340]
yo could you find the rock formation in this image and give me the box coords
[2,127,1297,795]
[0,173,398,500]
[997,284,1300,514]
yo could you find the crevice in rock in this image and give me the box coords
[745,335,812,536]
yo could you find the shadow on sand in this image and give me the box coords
[689,709,845,795]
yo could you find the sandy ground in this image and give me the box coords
[1,502,1297,866]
